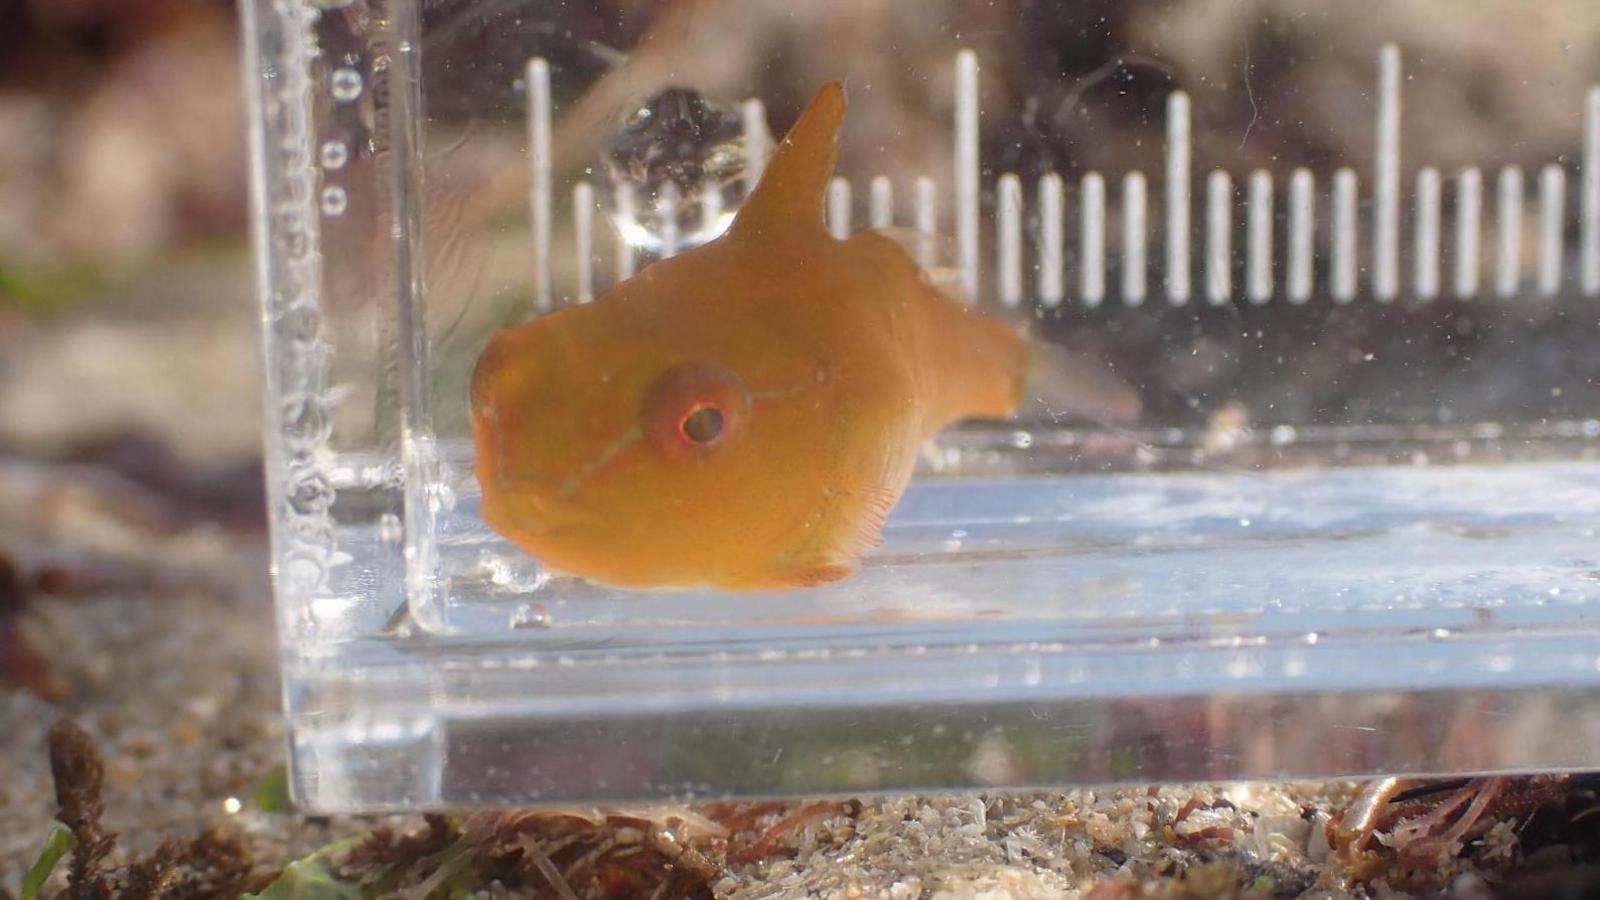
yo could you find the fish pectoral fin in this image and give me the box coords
[784,563,854,588]
[764,477,897,588]
[827,477,896,559]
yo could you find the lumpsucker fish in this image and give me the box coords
[471,80,1138,590]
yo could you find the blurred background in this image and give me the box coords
[0,0,261,511]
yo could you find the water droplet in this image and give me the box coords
[282,396,329,442]
[282,230,308,259]
[429,481,458,513]
[377,513,404,543]
[1009,430,1034,449]
[511,603,553,629]
[602,87,747,254]
[320,140,349,170]
[478,551,518,586]
[283,557,324,596]
[330,68,363,102]
[288,474,334,515]
[280,305,319,344]
[285,515,334,550]
[320,186,348,216]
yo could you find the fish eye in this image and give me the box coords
[679,404,725,445]
[643,362,749,461]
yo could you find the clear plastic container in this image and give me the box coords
[242,0,1600,811]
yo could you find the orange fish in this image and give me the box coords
[471,81,1133,590]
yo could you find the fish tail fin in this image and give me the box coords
[729,81,845,238]
[901,260,1142,430]
[905,275,1032,431]
[1020,337,1143,426]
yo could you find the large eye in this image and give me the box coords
[643,362,749,460]
[679,404,725,445]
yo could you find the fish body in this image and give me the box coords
[471,81,1029,590]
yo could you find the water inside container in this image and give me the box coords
[245,0,1600,809]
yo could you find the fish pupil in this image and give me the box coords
[680,405,724,444]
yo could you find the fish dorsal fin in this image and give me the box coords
[729,81,845,239]
[868,226,967,296]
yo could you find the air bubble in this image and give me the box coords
[320,186,348,216]
[603,87,745,254]
[320,141,349,170]
[480,553,517,586]
[282,397,330,443]
[288,475,334,515]
[511,603,553,630]
[330,68,363,102]
[428,481,458,513]
[283,558,324,597]
[377,513,403,543]
[280,305,319,344]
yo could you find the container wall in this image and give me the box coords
[245,0,409,644]
[246,0,1600,810]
